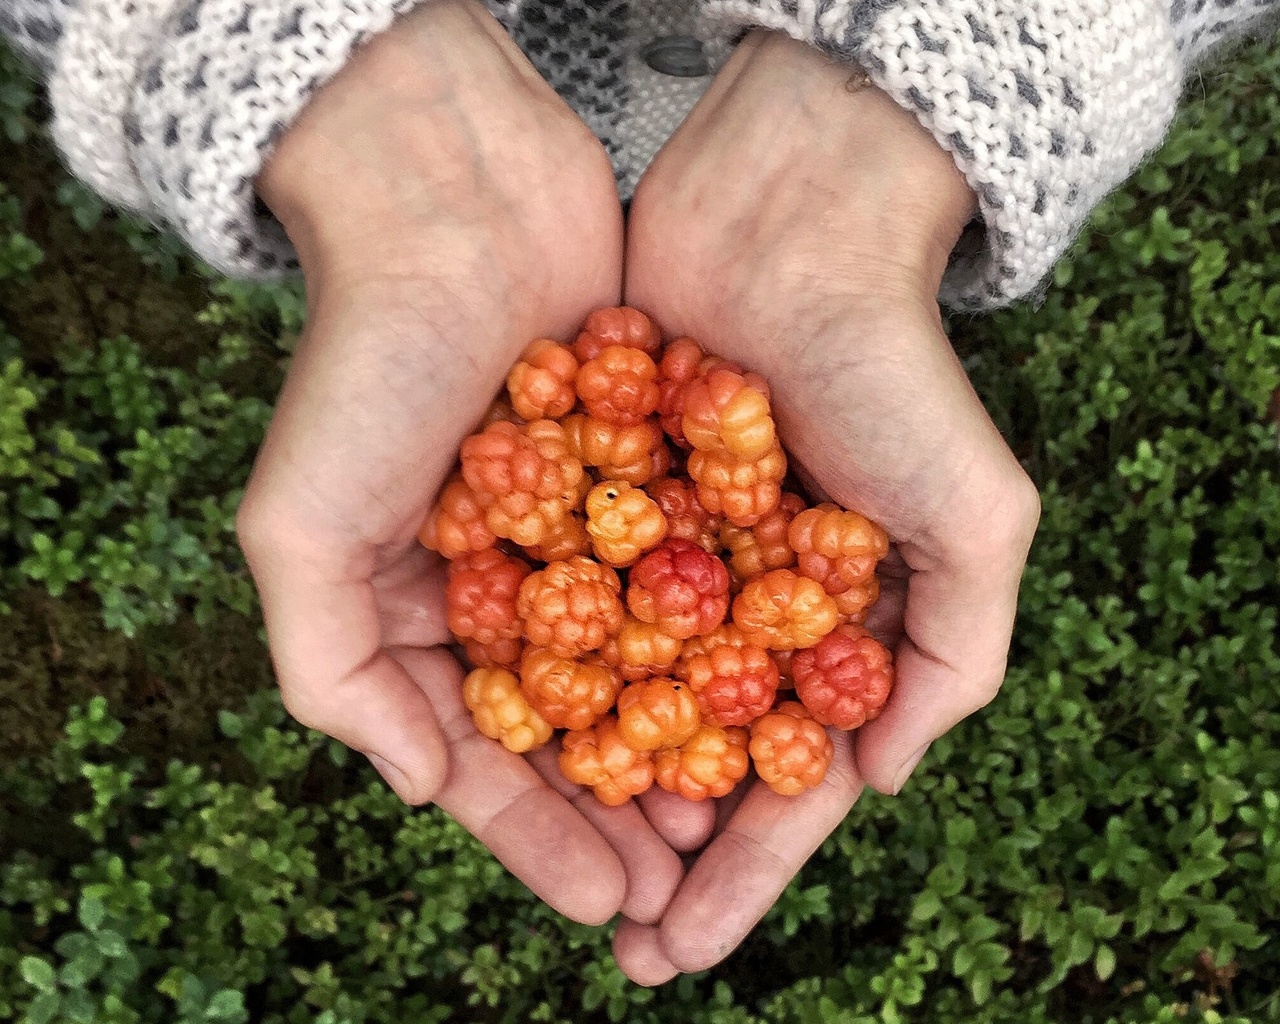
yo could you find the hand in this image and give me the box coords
[239,0,685,929]
[617,32,1041,982]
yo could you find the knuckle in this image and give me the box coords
[277,682,333,734]
[963,661,1009,712]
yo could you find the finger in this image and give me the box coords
[397,646,628,926]
[855,477,1040,795]
[635,787,718,853]
[373,544,453,649]
[712,777,751,835]
[861,570,906,649]
[657,731,863,973]
[526,742,684,925]
[613,918,680,987]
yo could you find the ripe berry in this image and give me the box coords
[682,366,776,460]
[585,481,668,567]
[418,475,496,559]
[655,724,750,801]
[460,420,584,547]
[749,701,834,796]
[445,549,530,645]
[463,667,553,753]
[462,636,524,671]
[679,642,780,727]
[789,504,890,619]
[517,556,624,657]
[520,646,621,730]
[733,569,838,651]
[628,538,730,640]
[721,492,805,586]
[655,337,704,447]
[573,306,661,362]
[616,678,701,751]
[688,442,787,527]
[521,514,592,562]
[791,627,894,729]
[506,338,579,420]
[646,476,721,554]
[576,346,660,426]
[562,414,670,487]
[598,614,684,681]
[559,715,655,805]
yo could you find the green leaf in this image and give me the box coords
[19,957,56,993]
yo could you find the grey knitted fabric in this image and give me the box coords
[3,0,1277,305]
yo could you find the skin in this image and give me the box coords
[244,2,1040,986]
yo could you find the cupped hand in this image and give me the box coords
[617,32,1041,982]
[238,0,684,929]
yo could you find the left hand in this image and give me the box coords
[616,31,1040,983]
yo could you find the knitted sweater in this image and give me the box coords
[2,0,1276,308]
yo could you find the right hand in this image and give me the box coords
[239,0,685,928]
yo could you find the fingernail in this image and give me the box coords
[366,753,409,794]
[892,743,931,794]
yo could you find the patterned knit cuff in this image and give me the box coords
[51,0,522,279]
[1,0,78,76]
[703,0,1185,309]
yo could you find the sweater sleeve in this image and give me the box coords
[701,0,1280,309]
[4,0,522,278]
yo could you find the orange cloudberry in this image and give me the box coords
[418,474,496,559]
[689,442,788,527]
[679,641,780,727]
[445,549,530,646]
[655,724,750,801]
[506,338,579,420]
[519,646,621,730]
[559,715,655,806]
[789,504,889,618]
[749,701,834,796]
[616,678,701,751]
[628,538,731,640]
[733,569,838,651]
[573,306,661,362]
[721,491,806,586]
[576,345,660,426]
[517,557,624,657]
[463,668,553,753]
[522,514,592,562]
[655,336,705,447]
[585,480,668,567]
[791,626,894,730]
[598,614,685,681]
[562,414,670,487]
[682,366,776,460]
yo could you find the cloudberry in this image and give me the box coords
[519,646,621,730]
[585,480,668,567]
[682,366,776,460]
[463,668,553,753]
[460,420,584,547]
[679,643,780,727]
[646,476,721,553]
[749,702,834,796]
[791,627,894,730]
[598,614,684,681]
[418,475,496,559]
[517,557,624,657]
[616,678,701,751]
[562,414,669,486]
[462,636,524,671]
[445,549,530,645]
[628,538,730,640]
[655,724,750,801]
[522,514,591,562]
[573,306,661,362]
[576,346,660,426]
[689,442,787,528]
[789,504,889,615]
[655,337,704,446]
[733,569,838,651]
[721,492,805,585]
[833,576,881,621]
[506,338,579,420]
[559,716,655,806]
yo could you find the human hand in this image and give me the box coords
[617,32,1041,982]
[238,0,685,928]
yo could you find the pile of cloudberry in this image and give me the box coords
[420,307,894,806]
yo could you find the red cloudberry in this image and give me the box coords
[791,627,894,730]
[573,306,660,363]
[585,481,668,567]
[506,338,579,420]
[682,366,776,460]
[628,538,730,640]
[655,724,750,801]
[721,491,805,585]
[616,678,701,751]
[462,636,524,671]
[445,549,530,645]
[559,715,655,805]
[733,569,838,651]
[519,646,621,730]
[688,442,787,528]
[463,668,553,753]
[418,475,496,559]
[679,642,780,727]
[645,476,722,554]
[517,557,624,657]
[576,345,660,426]
[562,414,670,486]
[749,702,834,796]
